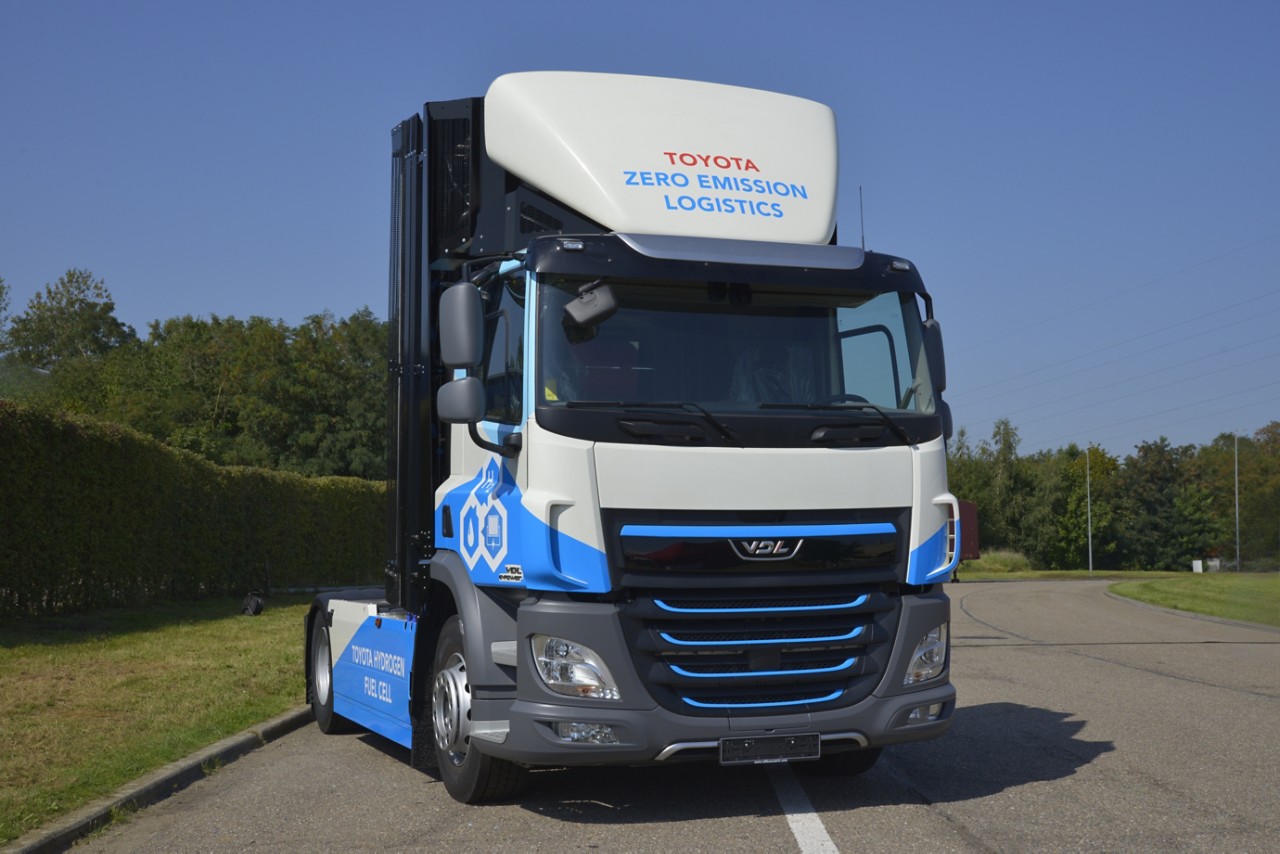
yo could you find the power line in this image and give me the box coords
[1021,386,1280,453]
[962,343,1279,433]
[1028,397,1280,455]
[953,231,1280,356]
[952,288,1280,404]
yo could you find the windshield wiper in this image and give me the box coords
[759,401,913,445]
[566,400,740,445]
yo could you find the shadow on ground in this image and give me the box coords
[497,702,1113,824]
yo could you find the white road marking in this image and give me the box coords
[767,764,838,853]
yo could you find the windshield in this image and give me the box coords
[538,278,937,417]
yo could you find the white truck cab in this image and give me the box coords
[305,72,958,803]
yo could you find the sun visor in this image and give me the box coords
[484,72,838,245]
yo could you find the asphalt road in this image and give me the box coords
[78,581,1279,853]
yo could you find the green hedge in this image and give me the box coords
[0,400,383,617]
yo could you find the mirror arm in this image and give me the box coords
[468,423,522,458]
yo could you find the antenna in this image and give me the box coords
[859,186,866,251]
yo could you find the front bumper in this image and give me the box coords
[468,591,954,767]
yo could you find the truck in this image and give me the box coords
[305,71,959,804]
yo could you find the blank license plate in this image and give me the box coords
[719,733,820,765]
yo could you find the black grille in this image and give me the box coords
[430,116,473,254]
[621,583,898,716]
[609,508,908,716]
[519,202,562,235]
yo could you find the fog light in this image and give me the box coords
[531,635,622,700]
[907,702,945,723]
[552,721,621,744]
[904,623,948,685]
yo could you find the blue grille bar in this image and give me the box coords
[654,595,869,614]
[682,690,844,709]
[659,625,865,647]
[670,658,856,679]
[621,522,896,539]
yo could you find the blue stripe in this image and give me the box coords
[906,520,959,584]
[654,595,868,614]
[682,690,844,709]
[620,523,896,539]
[670,658,856,679]
[659,625,864,647]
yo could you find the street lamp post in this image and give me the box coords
[1086,446,1094,577]
[1234,433,1241,573]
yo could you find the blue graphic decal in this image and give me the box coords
[455,457,511,570]
[436,437,610,593]
[483,505,504,554]
[906,520,960,584]
[331,615,415,748]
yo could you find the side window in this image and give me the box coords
[480,278,525,424]
[840,325,900,406]
[837,293,911,409]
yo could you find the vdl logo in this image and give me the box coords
[730,539,804,561]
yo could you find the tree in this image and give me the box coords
[946,419,1031,554]
[1050,445,1120,569]
[1114,437,1221,570]
[983,418,1028,550]
[8,269,135,369]
[281,309,386,478]
[221,315,294,468]
[97,315,233,455]
[0,275,31,399]
[947,428,985,505]
[0,275,11,352]
[111,314,292,467]
[87,309,387,478]
[1198,425,1280,570]
[1017,448,1070,569]
[1247,423,1280,571]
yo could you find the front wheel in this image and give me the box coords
[431,615,528,803]
[309,611,354,734]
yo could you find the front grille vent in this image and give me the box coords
[608,508,909,716]
[621,585,898,716]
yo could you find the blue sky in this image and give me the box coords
[2,0,1277,457]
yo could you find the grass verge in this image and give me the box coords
[0,593,313,845]
[1109,573,1280,627]
[954,551,1279,626]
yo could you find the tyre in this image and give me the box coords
[309,610,354,734]
[796,746,882,777]
[410,707,438,773]
[431,615,528,803]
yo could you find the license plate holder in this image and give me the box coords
[719,733,820,765]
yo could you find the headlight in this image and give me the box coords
[531,635,621,700]
[903,623,948,685]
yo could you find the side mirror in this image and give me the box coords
[938,399,953,441]
[923,318,946,394]
[440,284,484,369]
[437,376,485,424]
